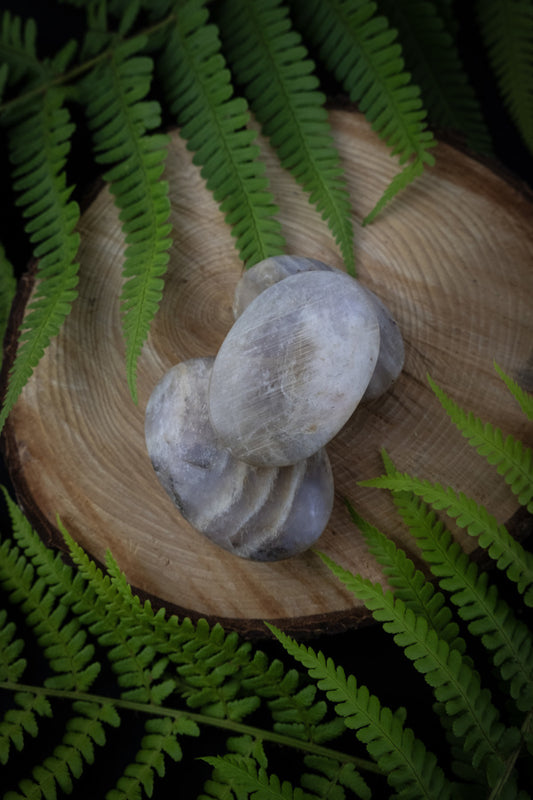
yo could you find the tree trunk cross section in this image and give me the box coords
[3,110,533,636]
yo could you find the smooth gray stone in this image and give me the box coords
[233,255,404,402]
[145,357,334,561]
[209,270,381,467]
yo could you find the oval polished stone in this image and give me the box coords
[233,256,404,402]
[145,357,334,561]
[208,270,381,467]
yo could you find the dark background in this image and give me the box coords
[1,1,532,797]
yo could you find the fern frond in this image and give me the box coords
[380,450,533,713]
[494,362,533,421]
[158,0,286,266]
[345,502,467,656]
[315,553,521,786]
[0,87,80,432]
[203,753,304,800]
[0,550,101,693]
[363,156,425,224]
[0,691,52,766]
[361,472,533,604]
[268,623,453,800]
[478,0,533,155]
[60,523,258,718]
[0,242,16,369]
[377,0,492,153]
[1,494,100,693]
[289,0,436,223]
[267,678,333,744]
[428,375,533,512]
[0,10,39,86]
[80,34,172,404]
[0,610,26,684]
[107,716,198,800]
[6,700,121,800]
[219,0,356,275]
[389,485,533,714]
[301,753,372,799]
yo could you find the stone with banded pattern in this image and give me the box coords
[145,357,334,561]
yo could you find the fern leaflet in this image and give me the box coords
[159,0,285,266]
[0,10,40,86]
[0,691,52,767]
[0,87,80,432]
[0,610,25,684]
[494,362,533,421]
[388,484,533,715]
[428,375,533,512]
[361,472,533,605]
[0,504,100,694]
[345,501,467,657]
[203,753,306,799]
[380,449,533,713]
[478,0,533,155]
[268,623,453,800]
[315,552,522,787]
[289,0,436,223]
[107,716,197,799]
[301,754,371,799]
[5,700,121,800]
[218,0,356,275]
[377,0,492,153]
[80,33,172,404]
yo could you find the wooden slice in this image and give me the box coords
[3,110,533,637]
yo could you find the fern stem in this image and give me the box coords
[487,711,533,800]
[0,679,384,775]
[0,11,177,117]
[318,552,512,778]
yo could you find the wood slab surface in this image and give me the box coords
[3,109,533,636]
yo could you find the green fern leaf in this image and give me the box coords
[478,0,533,155]
[0,10,39,85]
[1,496,100,693]
[361,472,533,603]
[380,450,533,712]
[428,375,533,512]
[494,362,533,421]
[0,243,16,369]
[5,700,121,800]
[107,716,197,800]
[289,0,436,223]
[203,753,306,799]
[268,623,452,799]
[315,553,520,785]
[0,691,52,766]
[60,523,257,717]
[388,484,533,713]
[377,0,492,153]
[301,754,371,799]
[80,34,172,404]
[345,502,467,655]
[159,0,286,266]
[0,87,80,433]
[363,156,424,224]
[0,611,26,683]
[219,0,356,275]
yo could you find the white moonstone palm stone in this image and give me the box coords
[233,256,404,401]
[209,270,381,467]
[145,357,334,561]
